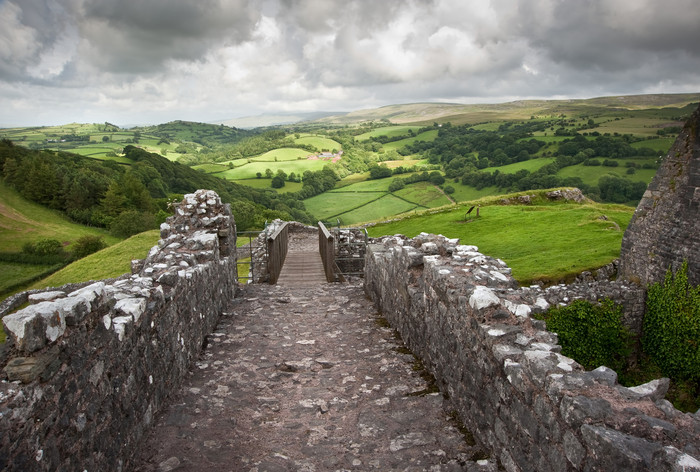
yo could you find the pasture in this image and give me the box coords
[556,162,657,187]
[212,156,329,180]
[304,191,386,222]
[354,126,423,141]
[306,177,454,226]
[367,197,634,285]
[293,134,341,151]
[251,148,310,162]
[382,129,439,150]
[28,230,160,290]
[233,179,304,193]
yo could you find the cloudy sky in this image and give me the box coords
[2,0,700,127]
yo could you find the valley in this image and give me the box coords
[0,93,698,296]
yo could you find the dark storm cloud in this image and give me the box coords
[1,0,699,126]
[79,0,260,73]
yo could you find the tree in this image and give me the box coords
[271,175,286,188]
[369,165,392,180]
[429,171,445,186]
[265,168,273,178]
[388,178,405,192]
[231,200,258,231]
[102,135,110,142]
[71,235,107,259]
[109,210,156,237]
[101,171,153,217]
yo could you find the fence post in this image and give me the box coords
[318,221,335,282]
[266,222,289,284]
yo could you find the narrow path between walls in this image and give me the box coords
[132,280,495,471]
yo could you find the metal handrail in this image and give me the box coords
[235,230,265,283]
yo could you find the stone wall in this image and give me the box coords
[0,190,237,472]
[619,103,700,286]
[364,233,700,471]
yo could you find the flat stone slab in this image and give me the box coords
[133,282,493,471]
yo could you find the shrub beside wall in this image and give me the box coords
[644,262,700,382]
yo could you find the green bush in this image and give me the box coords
[539,299,632,371]
[22,238,64,257]
[71,235,107,259]
[643,261,700,382]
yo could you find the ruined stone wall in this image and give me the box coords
[364,233,700,471]
[619,103,700,286]
[0,190,237,472]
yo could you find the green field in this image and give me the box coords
[0,263,60,294]
[28,230,160,290]
[307,175,453,225]
[212,158,329,180]
[305,191,386,221]
[594,117,683,137]
[394,182,452,208]
[329,178,394,192]
[294,134,341,151]
[556,163,657,187]
[631,138,675,153]
[367,195,634,284]
[251,148,310,162]
[233,179,304,193]
[485,157,557,174]
[192,163,233,173]
[340,194,418,225]
[382,130,439,150]
[355,126,423,141]
[447,184,500,202]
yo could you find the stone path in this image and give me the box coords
[132,281,494,471]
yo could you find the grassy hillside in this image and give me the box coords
[1,229,160,343]
[0,181,118,252]
[367,189,634,285]
[28,230,160,290]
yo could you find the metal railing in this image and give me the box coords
[318,221,336,282]
[334,227,369,277]
[266,222,289,284]
[236,230,265,283]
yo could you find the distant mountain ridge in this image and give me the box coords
[313,93,700,125]
[210,93,700,129]
[213,111,343,129]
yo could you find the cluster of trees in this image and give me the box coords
[400,123,548,171]
[0,140,314,236]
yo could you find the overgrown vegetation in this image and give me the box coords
[536,263,700,412]
[642,262,700,410]
[537,299,633,372]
